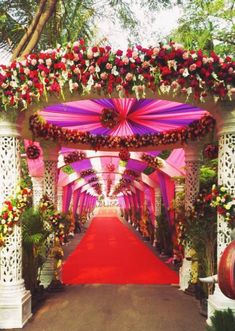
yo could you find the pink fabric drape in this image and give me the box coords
[62,183,73,212]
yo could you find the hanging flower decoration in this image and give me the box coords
[100,108,120,129]
[113,178,132,196]
[107,177,112,196]
[119,148,131,161]
[26,144,40,159]
[92,183,102,195]
[0,40,234,114]
[203,144,218,159]
[0,185,32,247]
[29,113,215,150]
[64,151,86,164]
[80,169,96,178]
[208,185,235,228]
[123,169,139,179]
[106,162,115,172]
[141,153,163,168]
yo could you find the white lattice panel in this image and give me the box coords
[185,161,200,209]
[0,225,22,283]
[217,133,235,258]
[44,160,58,205]
[0,136,21,205]
[31,177,44,207]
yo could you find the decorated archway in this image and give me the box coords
[0,40,234,328]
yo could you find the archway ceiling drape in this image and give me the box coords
[27,97,207,198]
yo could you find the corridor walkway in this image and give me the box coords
[4,210,206,331]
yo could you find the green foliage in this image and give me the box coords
[62,165,74,175]
[206,309,235,331]
[156,207,173,255]
[172,0,235,55]
[21,207,50,294]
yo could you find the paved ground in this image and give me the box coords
[8,284,206,331]
[3,214,207,331]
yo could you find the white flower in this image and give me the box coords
[220,187,226,193]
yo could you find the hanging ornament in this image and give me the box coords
[119,148,130,162]
[100,108,120,129]
[106,162,115,172]
[26,144,40,159]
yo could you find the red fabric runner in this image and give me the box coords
[62,216,179,284]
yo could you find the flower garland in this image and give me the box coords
[0,40,234,114]
[209,185,235,228]
[26,144,40,159]
[203,144,218,159]
[0,186,32,246]
[88,176,99,184]
[64,151,86,164]
[29,113,215,150]
[123,169,139,178]
[80,169,96,178]
[100,108,120,129]
[141,153,163,168]
[107,177,112,196]
[113,178,132,196]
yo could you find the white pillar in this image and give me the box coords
[179,145,202,291]
[31,176,44,208]
[0,120,32,328]
[207,105,235,322]
[40,144,59,288]
[155,186,161,218]
[57,186,63,212]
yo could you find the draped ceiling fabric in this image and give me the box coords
[26,97,209,216]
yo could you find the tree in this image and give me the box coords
[0,0,174,60]
[172,0,235,55]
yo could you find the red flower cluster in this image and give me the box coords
[0,40,234,113]
[113,178,132,196]
[26,144,40,159]
[141,153,163,168]
[29,114,215,149]
[119,149,131,161]
[100,108,120,129]
[106,177,112,196]
[203,144,218,159]
[80,169,96,178]
[64,150,86,164]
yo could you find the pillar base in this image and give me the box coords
[179,258,192,291]
[0,281,32,329]
[207,284,235,325]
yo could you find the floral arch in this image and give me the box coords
[0,39,235,328]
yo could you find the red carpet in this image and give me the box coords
[62,216,179,284]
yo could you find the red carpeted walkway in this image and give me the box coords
[62,216,179,284]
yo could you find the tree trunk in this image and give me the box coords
[11,0,58,60]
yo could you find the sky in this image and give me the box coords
[94,4,182,49]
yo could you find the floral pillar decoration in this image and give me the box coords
[155,186,162,218]
[207,103,235,321]
[0,119,32,328]
[179,144,202,291]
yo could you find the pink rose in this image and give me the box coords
[125,73,133,81]
[122,57,129,65]
[100,72,108,80]
[31,59,37,66]
[89,66,95,74]
[152,47,160,56]
[105,63,112,70]
[189,64,197,71]
[182,52,189,60]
